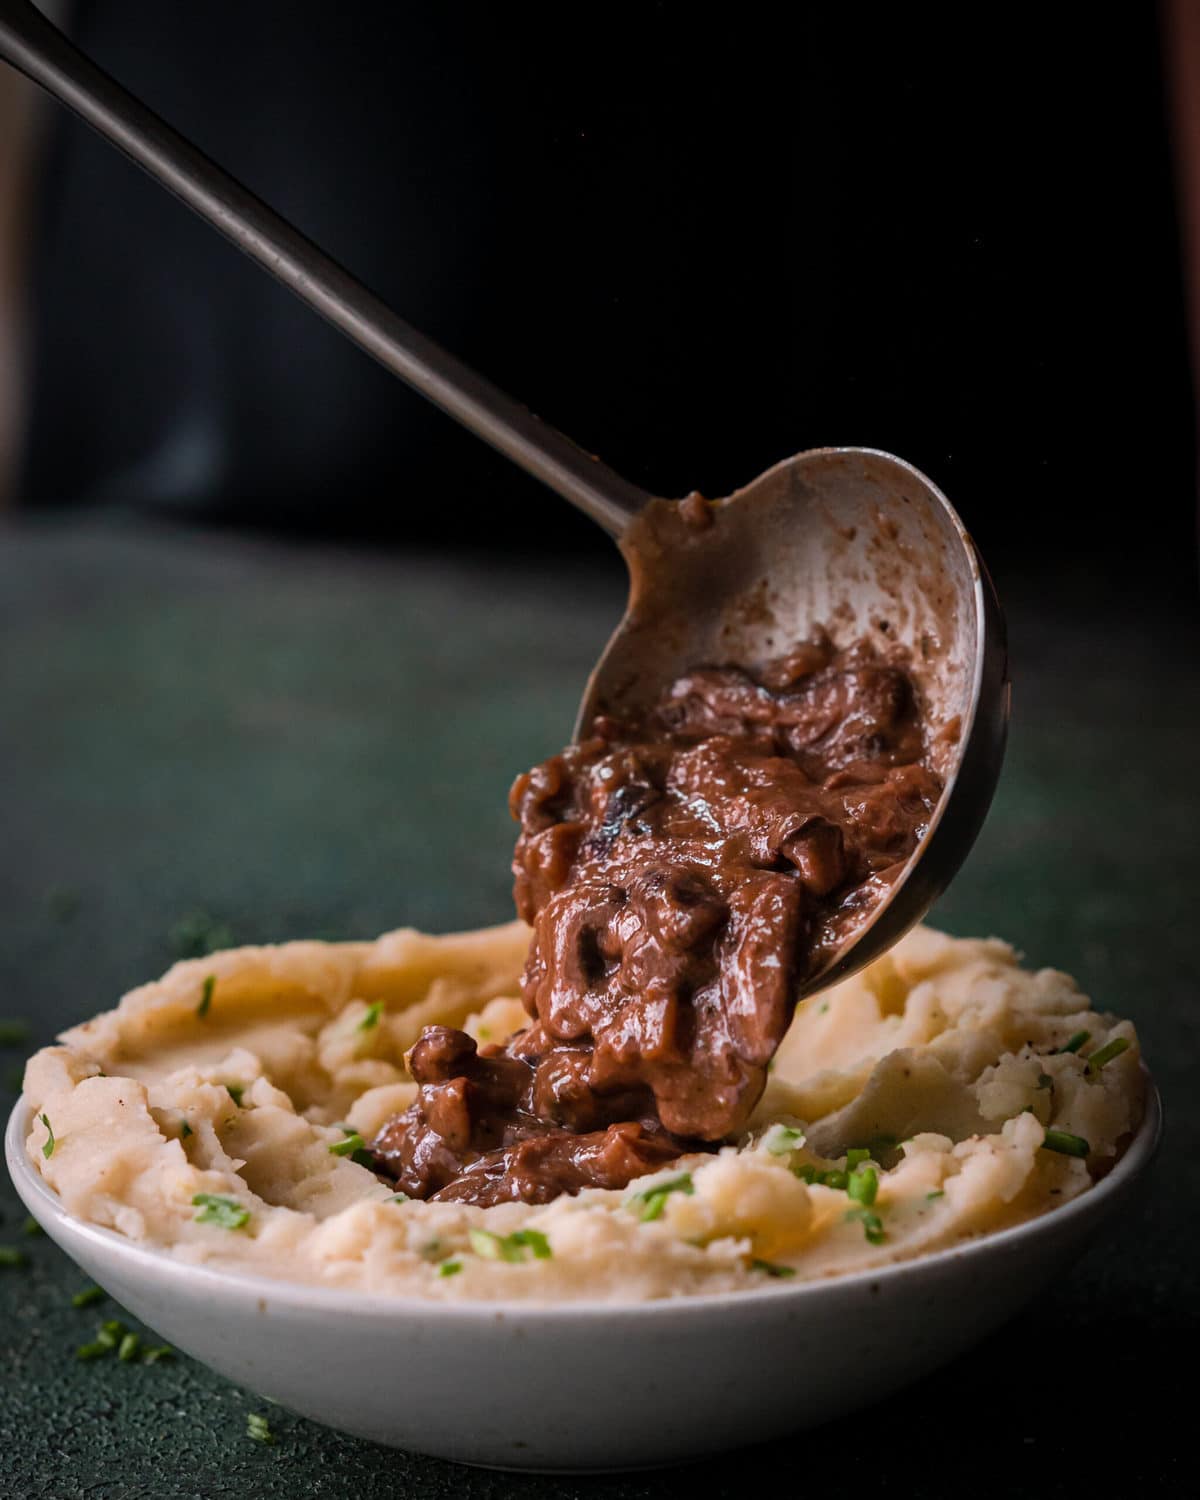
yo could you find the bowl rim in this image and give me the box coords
[5,1081,1160,1323]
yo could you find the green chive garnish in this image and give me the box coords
[847,1166,879,1206]
[1036,1072,1053,1089]
[795,1165,870,1192]
[0,1247,26,1267]
[357,1001,384,1033]
[627,1172,694,1222]
[76,1341,110,1361]
[191,1193,250,1229]
[21,1216,43,1237]
[180,1120,193,1139]
[750,1258,796,1278]
[0,1020,30,1046]
[246,1412,274,1444]
[71,1286,104,1308]
[508,1229,552,1260]
[141,1344,173,1364]
[468,1228,553,1263]
[468,1230,505,1260]
[1056,1030,1090,1055]
[118,1332,140,1362]
[226,1084,244,1107]
[437,1259,463,1278]
[329,1128,375,1167]
[1041,1129,1090,1158]
[1086,1037,1130,1075]
[762,1124,806,1155]
[329,1130,366,1156]
[95,1320,124,1350]
[196,975,216,1019]
[844,1208,886,1244]
[386,1192,409,1203]
[846,1148,871,1170]
[925,1190,945,1201]
[40,1113,55,1157]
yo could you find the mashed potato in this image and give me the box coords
[22,923,1145,1301]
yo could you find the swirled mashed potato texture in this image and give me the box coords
[23,923,1144,1301]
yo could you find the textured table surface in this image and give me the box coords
[0,518,1190,1498]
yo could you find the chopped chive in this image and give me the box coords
[508,1229,552,1260]
[1086,1037,1130,1075]
[627,1172,694,1222]
[798,1164,864,1188]
[196,974,216,1020]
[750,1258,796,1278]
[328,1130,366,1156]
[437,1259,463,1278]
[191,1193,250,1230]
[95,1320,125,1350]
[467,1227,553,1263]
[1041,1129,1090,1158]
[21,1216,43,1237]
[847,1165,879,1206]
[246,1412,274,1444]
[39,1113,55,1158]
[226,1084,244,1106]
[76,1341,110,1361]
[468,1229,505,1261]
[0,1019,30,1045]
[141,1344,173,1364]
[1036,1072,1053,1089]
[0,1246,26,1267]
[844,1207,886,1244]
[1056,1030,1090,1055]
[925,1190,945,1202]
[819,1001,830,1014]
[762,1124,806,1155]
[846,1148,871,1170]
[385,1192,409,1203]
[71,1286,105,1308]
[328,1129,374,1168]
[180,1120,193,1139]
[117,1332,141,1362]
[357,1001,384,1033]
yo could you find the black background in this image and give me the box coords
[18,2,1197,586]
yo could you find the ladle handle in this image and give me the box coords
[0,0,651,537]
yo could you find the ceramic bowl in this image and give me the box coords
[6,1088,1160,1471]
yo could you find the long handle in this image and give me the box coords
[0,0,651,537]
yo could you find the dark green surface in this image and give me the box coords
[0,518,1190,1498]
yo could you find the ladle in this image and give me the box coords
[0,0,1009,998]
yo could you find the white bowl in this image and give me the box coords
[6,1088,1160,1471]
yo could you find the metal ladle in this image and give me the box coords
[0,0,1009,1000]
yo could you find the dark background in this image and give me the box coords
[17,1,1197,589]
[1,6,1195,1497]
